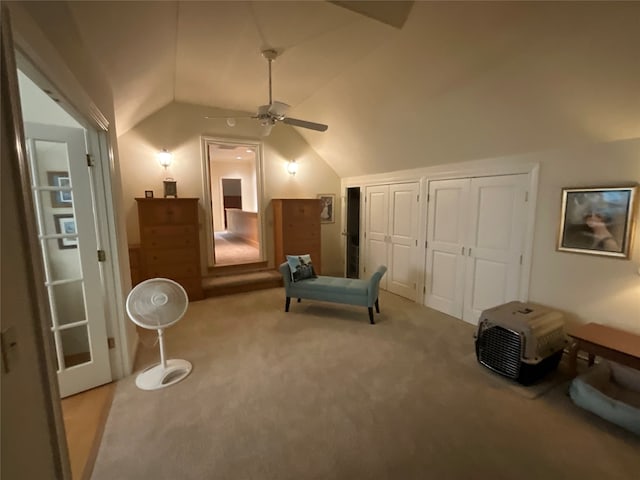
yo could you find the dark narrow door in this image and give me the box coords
[346,187,360,278]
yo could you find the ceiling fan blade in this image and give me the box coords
[283,117,328,132]
[268,101,289,119]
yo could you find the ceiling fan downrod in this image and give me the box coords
[262,49,278,106]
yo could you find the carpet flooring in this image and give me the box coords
[92,289,640,480]
[214,231,260,265]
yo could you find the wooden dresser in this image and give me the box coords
[135,198,203,300]
[272,199,321,273]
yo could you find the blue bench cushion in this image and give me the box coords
[289,276,368,296]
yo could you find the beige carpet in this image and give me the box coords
[214,231,260,265]
[92,289,640,480]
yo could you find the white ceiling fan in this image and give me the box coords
[206,49,328,136]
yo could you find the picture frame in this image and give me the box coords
[318,194,335,224]
[163,180,177,198]
[557,186,637,258]
[53,214,78,249]
[47,171,72,208]
[144,190,154,198]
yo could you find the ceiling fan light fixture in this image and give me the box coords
[287,160,298,176]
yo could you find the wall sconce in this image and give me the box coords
[156,148,172,170]
[287,160,298,176]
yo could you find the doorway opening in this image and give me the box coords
[13,53,121,478]
[204,139,264,267]
[345,187,361,278]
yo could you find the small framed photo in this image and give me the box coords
[318,194,335,224]
[53,214,78,249]
[144,190,154,198]
[47,171,73,208]
[163,180,177,198]
[557,186,637,258]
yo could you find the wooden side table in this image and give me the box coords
[567,323,640,376]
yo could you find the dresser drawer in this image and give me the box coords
[138,200,199,225]
[283,201,320,221]
[141,226,198,248]
[144,248,199,265]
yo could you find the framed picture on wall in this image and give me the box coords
[47,171,73,208]
[53,214,78,249]
[318,194,335,224]
[557,185,637,258]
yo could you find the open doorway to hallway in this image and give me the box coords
[206,140,263,266]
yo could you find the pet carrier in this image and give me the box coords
[475,301,567,385]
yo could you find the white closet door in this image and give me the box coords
[462,174,528,324]
[387,183,419,299]
[424,179,469,317]
[364,185,388,289]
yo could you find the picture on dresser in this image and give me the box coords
[318,194,335,224]
[557,185,637,258]
[47,171,73,208]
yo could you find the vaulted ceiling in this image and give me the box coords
[68,1,640,178]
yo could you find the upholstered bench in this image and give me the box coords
[279,263,387,324]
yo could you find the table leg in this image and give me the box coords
[567,340,579,377]
[588,353,596,366]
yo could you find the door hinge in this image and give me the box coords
[423,285,426,294]
[417,194,419,202]
[413,283,416,289]
[107,337,115,349]
[415,239,418,246]
[427,193,430,202]
[520,254,523,265]
[425,240,428,249]
[86,153,94,167]
[363,266,366,273]
[98,250,106,262]
[525,191,529,202]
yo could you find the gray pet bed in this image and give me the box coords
[569,361,640,435]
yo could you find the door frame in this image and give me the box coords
[200,136,265,268]
[342,162,539,305]
[16,54,132,380]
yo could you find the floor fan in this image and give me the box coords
[126,278,192,390]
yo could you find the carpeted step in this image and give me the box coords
[202,269,282,297]
[208,261,269,277]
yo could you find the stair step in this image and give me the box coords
[208,261,269,277]
[202,269,282,297]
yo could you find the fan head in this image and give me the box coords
[126,278,188,330]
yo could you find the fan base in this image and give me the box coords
[135,359,192,391]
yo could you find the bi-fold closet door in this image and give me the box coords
[425,174,528,324]
[364,182,420,300]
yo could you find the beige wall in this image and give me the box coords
[118,101,342,275]
[525,139,640,334]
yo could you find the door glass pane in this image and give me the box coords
[60,326,91,368]
[50,281,86,326]
[44,238,81,282]
[33,140,71,187]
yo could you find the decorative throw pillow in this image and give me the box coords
[286,254,317,282]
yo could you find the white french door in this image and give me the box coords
[425,174,528,325]
[364,182,419,299]
[25,122,111,397]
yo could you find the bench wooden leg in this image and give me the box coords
[375,298,380,313]
[368,307,375,325]
[297,298,301,303]
[285,297,291,312]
